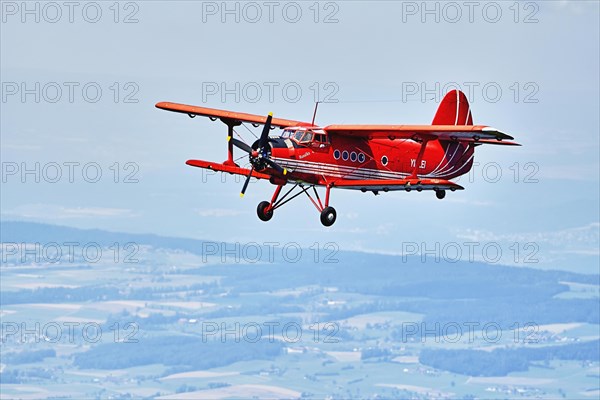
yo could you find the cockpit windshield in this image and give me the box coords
[281,129,329,147]
[281,129,294,139]
[299,132,313,143]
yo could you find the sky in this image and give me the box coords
[1,1,599,273]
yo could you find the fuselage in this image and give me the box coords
[267,127,475,185]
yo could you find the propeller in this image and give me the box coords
[258,113,273,150]
[240,166,254,197]
[230,138,252,154]
[264,158,286,175]
[229,112,287,198]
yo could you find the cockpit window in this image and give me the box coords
[284,129,329,146]
[315,134,329,144]
[281,129,294,139]
[300,132,313,143]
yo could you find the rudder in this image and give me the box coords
[430,90,475,179]
[432,90,473,125]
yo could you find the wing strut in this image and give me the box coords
[221,118,241,166]
[410,138,430,179]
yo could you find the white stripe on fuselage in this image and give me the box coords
[271,156,468,180]
[272,157,409,180]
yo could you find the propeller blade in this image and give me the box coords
[230,138,253,153]
[240,166,254,198]
[264,158,288,175]
[258,112,273,150]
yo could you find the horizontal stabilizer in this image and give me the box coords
[473,138,521,146]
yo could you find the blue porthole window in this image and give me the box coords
[350,152,357,162]
[342,151,349,161]
[333,149,341,160]
[381,155,389,166]
[358,153,366,163]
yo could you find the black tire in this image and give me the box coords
[257,201,273,221]
[320,206,337,227]
[436,190,446,200]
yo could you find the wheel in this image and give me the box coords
[436,190,446,200]
[257,201,273,221]
[320,206,337,227]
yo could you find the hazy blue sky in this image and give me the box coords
[2,1,598,272]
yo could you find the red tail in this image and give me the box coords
[432,90,473,125]
[431,90,475,179]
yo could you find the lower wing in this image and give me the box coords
[186,159,271,180]
[186,160,464,192]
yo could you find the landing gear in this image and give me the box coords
[320,207,337,227]
[257,201,273,221]
[436,189,446,200]
[256,183,337,227]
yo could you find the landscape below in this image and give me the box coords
[1,221,598,399]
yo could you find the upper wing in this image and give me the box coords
[156,102,312,129]
[328,177,464,192]
[324,124,517,144]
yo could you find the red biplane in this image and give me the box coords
[156,90,518,226]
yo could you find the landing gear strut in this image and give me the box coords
[256,183,337,227]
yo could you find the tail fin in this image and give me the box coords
[432,90,473,125]
[431,90,475,179]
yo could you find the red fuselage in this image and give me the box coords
[269,129,474,185]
